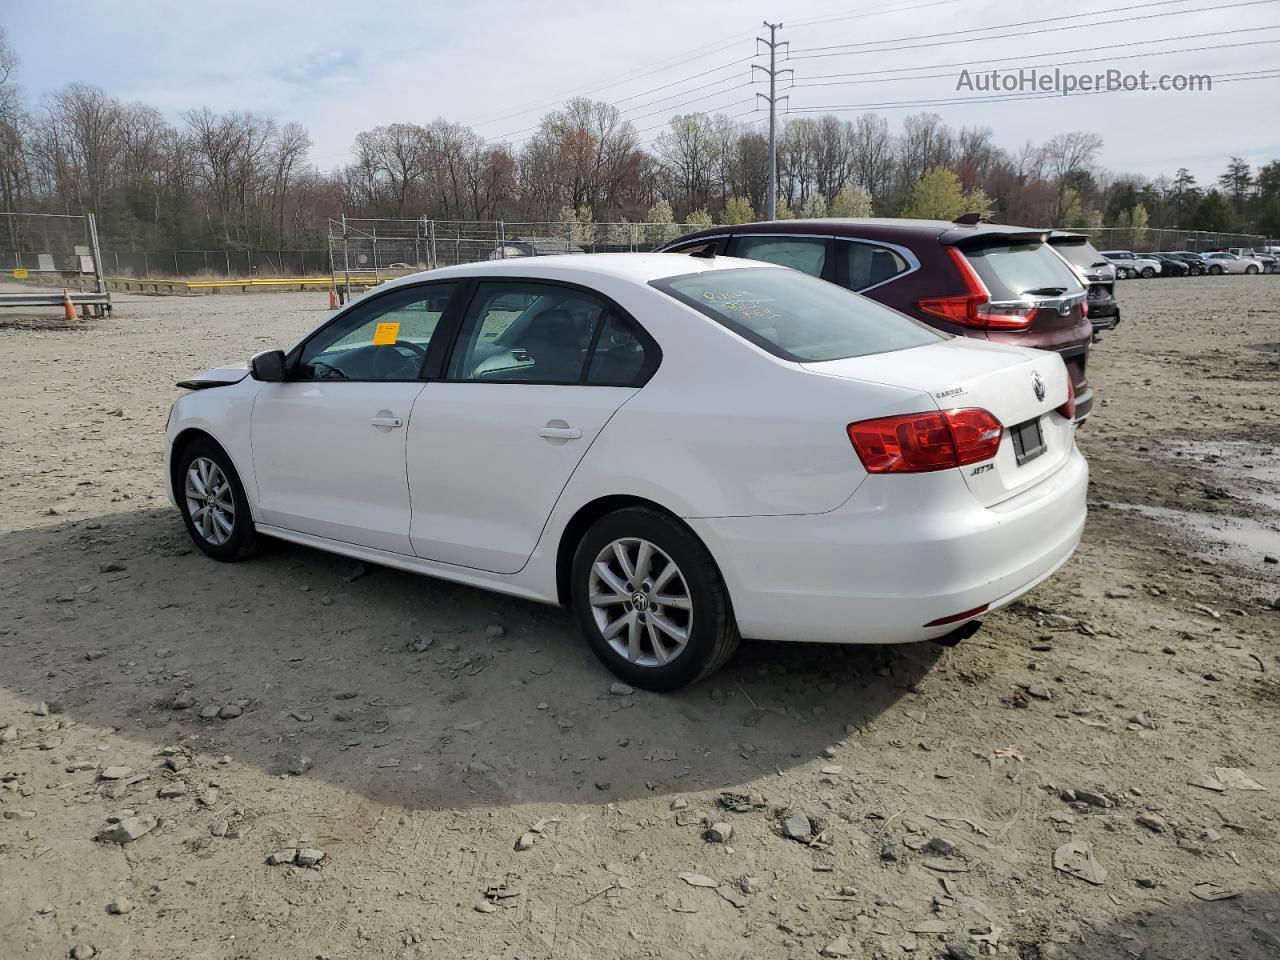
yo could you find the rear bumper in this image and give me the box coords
[690,446,1088,645]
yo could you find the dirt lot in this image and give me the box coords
[1,277,1277,960]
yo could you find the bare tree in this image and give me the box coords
[1041,131,1103,225]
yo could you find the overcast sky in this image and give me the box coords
[7,0,1279,184]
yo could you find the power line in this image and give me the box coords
[785,0,962,31]
[790,38,1280,89]
[465,33,756,129]
[787,0,1280,60]
[787,0,1248,55]
[796,25,1280,82]
[782,69,1280,113]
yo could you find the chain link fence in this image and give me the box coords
[326,218,709,280]
[97,248,331,278]
[1071,226,1271,253]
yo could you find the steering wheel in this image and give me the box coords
[372,340,427,379]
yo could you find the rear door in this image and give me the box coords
[406,279,659,573]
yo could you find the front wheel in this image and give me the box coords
[175,438,259,561]
[1209,264,1224,275]
[1141,266,1156,278]
[571,507,740,690]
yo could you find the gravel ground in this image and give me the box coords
[1,277,1277,960]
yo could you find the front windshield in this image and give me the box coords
[652,266,943,362]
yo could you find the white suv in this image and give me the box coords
[1098,250,1162,279]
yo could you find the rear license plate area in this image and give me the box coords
[1010,417,1045,465]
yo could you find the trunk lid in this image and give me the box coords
[804,337,1074,506]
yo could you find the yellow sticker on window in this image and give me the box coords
[372,321,400,345]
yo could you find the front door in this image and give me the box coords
[406,280,657,573]
[251,282,458,554]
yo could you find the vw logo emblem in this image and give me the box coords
[1031,371,1046,402]
[631,592,649,611]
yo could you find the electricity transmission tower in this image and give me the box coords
[754,22,792,221]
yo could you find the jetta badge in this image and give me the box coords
[1031,370,1046,402]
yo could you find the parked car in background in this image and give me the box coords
[1149,254,1190,277]
[1099,250,1162,279]
[658,217,1093,421]
[165,253,1087,689]
[1155,252,1209,275]
[1203,251,1263,274]
[1227,247,1277,273]
[1049,231,1119,335]
[490,237,585,259]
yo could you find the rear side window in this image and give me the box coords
[962,242,1085,300]
[652,266,943,363]
[844,241,910,290]
[729,236,827,277]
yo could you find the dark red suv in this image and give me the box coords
[658,218,1093,421]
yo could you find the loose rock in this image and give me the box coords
[218,704,243,720]
[97,815,158,844]
[295,848,324,867]
[107,899,134,915]
[820,936,853,958]
[781,813,812,841]
[266,849,298,866]
[704,822,733,843]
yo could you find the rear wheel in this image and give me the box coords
[1140,266,1156,278]
[1246,264,1259,275]
[175,438,259,562]
[571,507,739,690]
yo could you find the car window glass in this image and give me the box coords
[586,313,650,386]
[298,283,456,381]
[654,266,942,363]
[729,236,827,277]
[449,281,607,383]
[962,242,1084,300]
[844,241,909,289]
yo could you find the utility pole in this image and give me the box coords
[754,22,791,221]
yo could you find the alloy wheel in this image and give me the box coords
[184,456,235,546]
[588,537,693,666]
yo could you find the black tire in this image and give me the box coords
[1140,266,1155,278]
[174,437,260,562]
[571,507,740,690]
[1210,264,1224,275]
[1245,264,1259,275]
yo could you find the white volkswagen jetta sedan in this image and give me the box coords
[166,254,1087,689]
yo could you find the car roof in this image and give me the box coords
[370,252,780,295]
[674,217,1051,246]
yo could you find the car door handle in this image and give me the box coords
[537,426,582,440]
[370,416,403,429]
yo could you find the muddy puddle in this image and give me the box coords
[1108,502,1279,565]
[1163,438,1280,513]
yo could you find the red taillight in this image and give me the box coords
[917,248,1036,331]
[847,408,1003,474]
[1057,376,1076,421]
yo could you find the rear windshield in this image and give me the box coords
[652,266,943,363]
[1052,240,1107,271]
[963,241,1085,300]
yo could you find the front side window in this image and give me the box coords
[297,282,457,381]
[728,235,827,277]
[448,281,608,383]
[653,266,943,363]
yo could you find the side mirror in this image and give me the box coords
[250,349,286,382]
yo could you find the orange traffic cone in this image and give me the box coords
[62,288,75,322]
[328,287,337,310]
